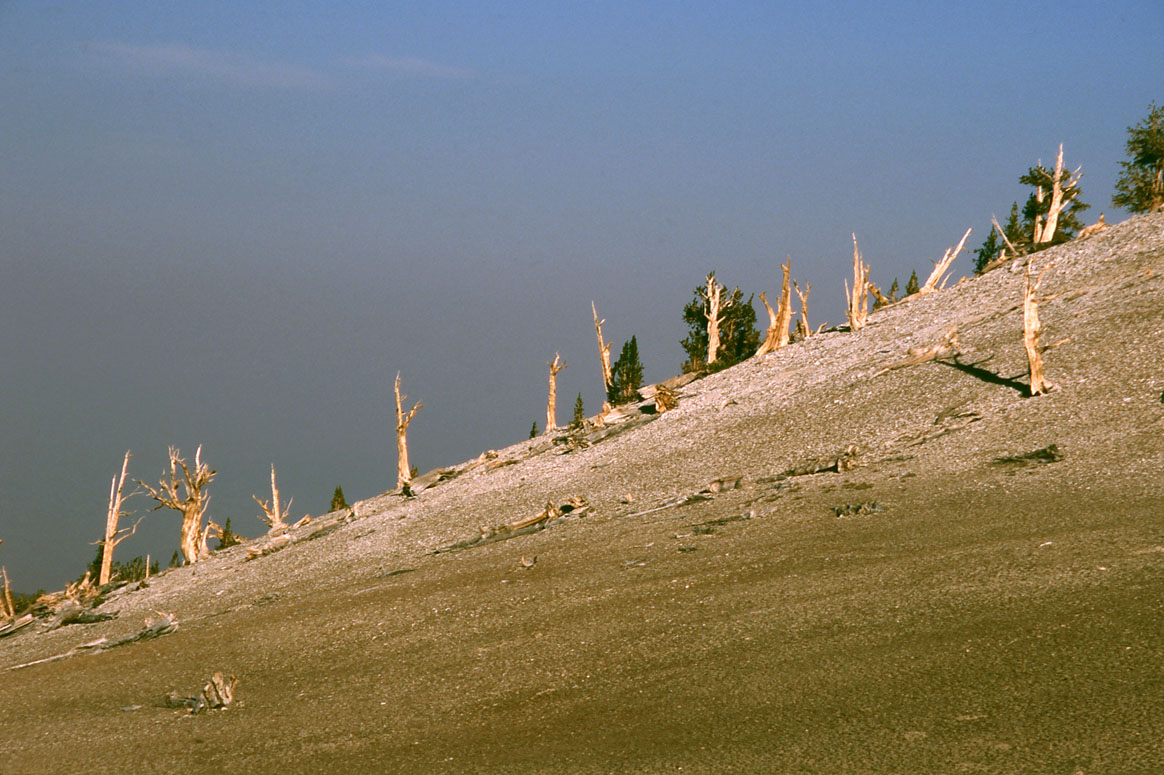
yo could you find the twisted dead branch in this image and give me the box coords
[139,446,215,565]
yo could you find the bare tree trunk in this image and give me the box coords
[99,451,137,586]
[394,373,423,491]
[591,301,613,400]
[844,234,870,331]
[1033,183,1045,245]
[991,214,1020,258]
[0,565,13,621]
[704,273,728,365]
[254,464,292,533]
[794,279,811,338]
[545,353,566,433]
[140,446,215,566]
[756,258,793,357]
[1023,261,1053,396]
[919,227,972,295]
[1076,213,1108,239]
[1038,144,1082,244]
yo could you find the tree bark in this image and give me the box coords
[1023,261,1053,396]
[1038,143,1081,244]
[844,234,870,331]
[395,373,422,491]
[545,353,566,433]
[794,279,811,338]
[140,446,214,566]
[99,451,139,586]
[920,227,972,295]
[704,273,728,365]
[756,258,793,357]
[591,301,613,397]
[253,464,292,533]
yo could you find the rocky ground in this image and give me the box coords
[2,213,1163,774]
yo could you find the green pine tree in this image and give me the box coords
[887,279,900,302]
[608,336,645,405]
[570,392,585,429]
[1113,103,1164,213]
[905,271,920,296]
[974,229,1002,274]
[529,421,539,438]
[330,486,349,513]
[216,518,242,550]
[169,550,181,568]
[679,274,759,372]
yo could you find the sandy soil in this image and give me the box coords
[2,213,1163,774]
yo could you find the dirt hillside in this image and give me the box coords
[3,212,1163,774]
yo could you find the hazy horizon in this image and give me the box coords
[2,1,1161,592]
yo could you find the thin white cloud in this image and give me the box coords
[91,42,334,90]
[348,54,473,80]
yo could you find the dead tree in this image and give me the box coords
[704,273,730,365]
[794,280,812,338]
[1023,260,1054,396]
[1036,144,1082,244]
[919,227,972,295]
[844,234,870,331]
[1076,213,1108,239]
[991,214,1021,259]
[253,464,292,533]
[99,451,144,586]
[139,446,215,565]
[394,372,423,491]
[1,564,13,622]
[545,353,566,433]
[591,301,613,402]
[756,257,794,357]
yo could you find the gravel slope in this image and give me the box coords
[2,212,1163,774]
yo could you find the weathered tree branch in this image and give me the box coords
[920,227,972,295]
[756,257,793,357]
[545,353,567,433]
[844,234,870,331]
[0,565,13,622]
[98,451,143,586]
[139,446,215,565]
[253,464,292,533]
[704,273,730,365]
[1023,260,1054,396]
[794,279,812,339]
[394,372,423,491]
[591,301,613,401]
[991,214,1021,259]
[1038,144,1082,243]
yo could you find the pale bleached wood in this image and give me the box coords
[0,566,13,621]
[844,234,870,331]
[591,301,613,399]
[1038,143,1082,244]
[1023,260,1054,396]
[545,353,566,433]
[756,258,793,357]
[704,273,728,365]
[794,279,812,338]
[1076,212,1108,239]
[920,227,972,295]
[99,451,142,586]
[253,464,292,533]
[395,373,423,491]
[991,214,1020,260]
[139,446,215,565]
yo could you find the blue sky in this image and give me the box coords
[2,1,1161,591]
